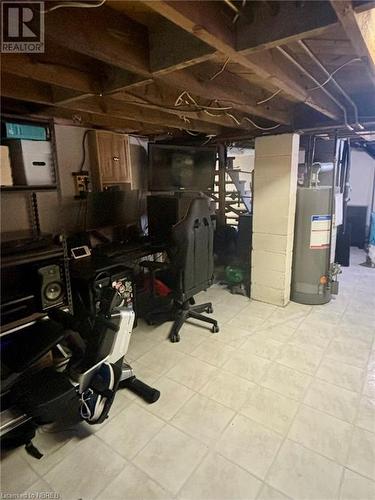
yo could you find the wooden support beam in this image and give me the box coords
[1,54,100,93]
[144,1,343,121]
[45,5,150,76]
[331,1,375,87]
[2,53,290,125]
[149,17,215,74]
[36,0,342,123]
[72,96,223,135]
[113,88,238,129]
[353,1,375,14]
[237,1,337,54]
[0,74,224,135]
[155,66,290,124]
[33,107,166,135]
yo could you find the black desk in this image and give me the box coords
[91,240,165,262]
[70,240,166,322]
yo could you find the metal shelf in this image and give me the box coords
[1,245,64,269]
[1,185,57,193]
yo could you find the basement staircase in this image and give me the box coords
[211,156,252,227]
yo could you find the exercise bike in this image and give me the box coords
[0,275,160,453]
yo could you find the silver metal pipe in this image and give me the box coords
[276,46,352,131]
[298,40,362,129]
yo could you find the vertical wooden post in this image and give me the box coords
[218,143,227,226]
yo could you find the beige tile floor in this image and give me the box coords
[2,248,375,500]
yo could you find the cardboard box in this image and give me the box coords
[0,145,13,186]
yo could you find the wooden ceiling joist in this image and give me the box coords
[1,74,225,135]
[1,54,99,94]
[3,1,374,138]
[237,1,338,54]
[2,54,290,125]
[45,5,150,76]
[40,0,345,122]
[143,0,344,121]
[331,0,375,87]
[34,107,167,135]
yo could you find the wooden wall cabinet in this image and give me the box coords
[88,130,132,191]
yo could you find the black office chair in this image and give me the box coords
[145,197,219,342]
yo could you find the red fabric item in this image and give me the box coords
[144,276,172,297]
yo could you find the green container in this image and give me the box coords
[225,265,244,284]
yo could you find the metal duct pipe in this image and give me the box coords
[298,40,363,130]
[276,46,353,131]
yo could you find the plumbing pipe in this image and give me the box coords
[276,46,353,131]
[298,40,363,130]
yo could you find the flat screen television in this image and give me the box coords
[148,144,217,192]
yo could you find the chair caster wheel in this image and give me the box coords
[206,306,213,314]
[170,333,180,343]
[211,325,219,333]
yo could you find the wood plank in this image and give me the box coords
[1,54,100,93]
[144,1,236,50]
[144,0,343,121]
[45,5,150,76]
[1,73,54,105]
[331,1,375,86]
[249,48,344,121]
[149,17,215,73]
[2,53,290,125]
[72,96,223,134]
[38,1,340,121]
[113,88,238,129]
[35,107,151,134]
[237,1,337,54]
[353,1,375,14]
[0,74,224,135]
[146,69,290,124]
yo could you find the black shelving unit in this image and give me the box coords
[1,113,73,314]
[1,185,57,192]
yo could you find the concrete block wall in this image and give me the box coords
[251,133,299,306]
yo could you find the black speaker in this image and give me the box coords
[38,264,65,310]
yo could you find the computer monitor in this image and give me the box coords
[85,190,139,231]
[148,144,216,192]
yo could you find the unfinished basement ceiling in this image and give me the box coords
[2,0,375,141]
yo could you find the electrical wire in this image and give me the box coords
[79,129,90,172]
[42,0,106,14]
[175,90,281,131]
[183,130,201,136]
[226,113,241,126]
[256,89,282,105]
[209,58,230,81]
[174,91,232,111]
[201,135,216,145]
[242,117,281,130]
[308,57,361,91]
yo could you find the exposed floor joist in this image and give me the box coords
[1,74,229,135]
[331,0,375,87]
[2,1,375,138]
[143,0,344,121]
